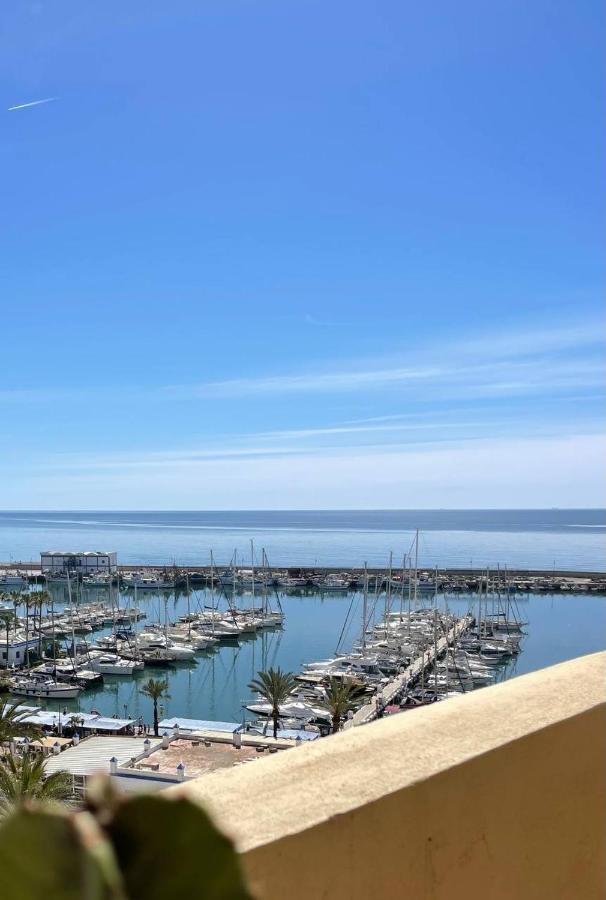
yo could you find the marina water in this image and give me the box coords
[2,508,603,728]
[8,583,605,728]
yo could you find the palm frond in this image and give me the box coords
[248,667,296,704]
[0,752,72,816]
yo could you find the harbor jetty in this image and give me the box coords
[1,562,605,593]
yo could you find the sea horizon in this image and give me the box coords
[1,509,604,571]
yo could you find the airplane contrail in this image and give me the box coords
[7,97,57,112]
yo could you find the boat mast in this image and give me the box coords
[250,539,255,613]
[399,554,405,622]
[434,564,438,610]
[50,588,56,674]
[384,551,393,639]
[433,607,438,697]
[186,572,191,639]
[407,553,412,641]
[362,562,368,652]
[209,550,216,635]
[66,570,77,674]
[261,548,268,615]
[134,583,139,655]
[413,528,419,607]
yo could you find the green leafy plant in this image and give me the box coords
[248,667,297,739]
[322,677,366,733]
[28,590,50,664]
[140,678,170,736]
[0,777,252,899]
[0,608,13,670]
[28,590,50,661]
[66,714,85,735]
[0,752,73,817]
[0,696,43,743]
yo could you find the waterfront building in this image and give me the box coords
[41,725,309,797]
[0,635,39,667]
[40,550,118,575]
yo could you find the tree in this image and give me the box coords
[322,677,366,733]
[248,667,297,739]
[28,591,50,662]
[66,715,84,736]
[0,752,72,817]
[22,593,31,667]
[26,591,50,665]
[140,678,170,736]
[0,609,12,671]
[0,696,43,744]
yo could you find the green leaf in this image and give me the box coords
[108,794,252,900]
[0,806,125,900]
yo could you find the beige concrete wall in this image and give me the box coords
[174,652,606,900]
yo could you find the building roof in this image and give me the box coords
[41,550,116,556]
[158,717,241,734]
[44,736,161,777]
[17,706,135,732]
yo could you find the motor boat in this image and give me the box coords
[89,653,143,675]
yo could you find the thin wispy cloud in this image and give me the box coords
[165,317,605,400]
[38,413,604,475]
[7,97,57,112]
[455,320,605,358]
[184,365,443,397]
[254,420,489,440]
[170,356,603,400]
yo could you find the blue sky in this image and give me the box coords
[1,1,604,509]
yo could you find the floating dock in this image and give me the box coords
[348,614,475,727]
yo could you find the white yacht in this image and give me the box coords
[313,575,349,592]
[123,574,174,590]
[10,677,83,700]
[246,698,330,721]
[137,632,196,660]
[89,653,143,675]
[167,628,217,650]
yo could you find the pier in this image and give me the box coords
[348,614,474,727]
[1,562,605,594]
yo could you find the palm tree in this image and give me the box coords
[322,678,366,734]
[248,667,297,739]
[0,609,12,671]
[66,715,84,735]
[140,678,170,736]
[0,752,72,816]
[0,696,43,743]
[22,592,31,668]
[29,591,50,662]
[25,591,47,666]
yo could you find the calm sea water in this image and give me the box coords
[2,510,604,728]
[0,509,604,570]
[9,583,606,727]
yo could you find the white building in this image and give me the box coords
[0,635,39,668]
[41,551,118,574]
[43,735,172,797]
